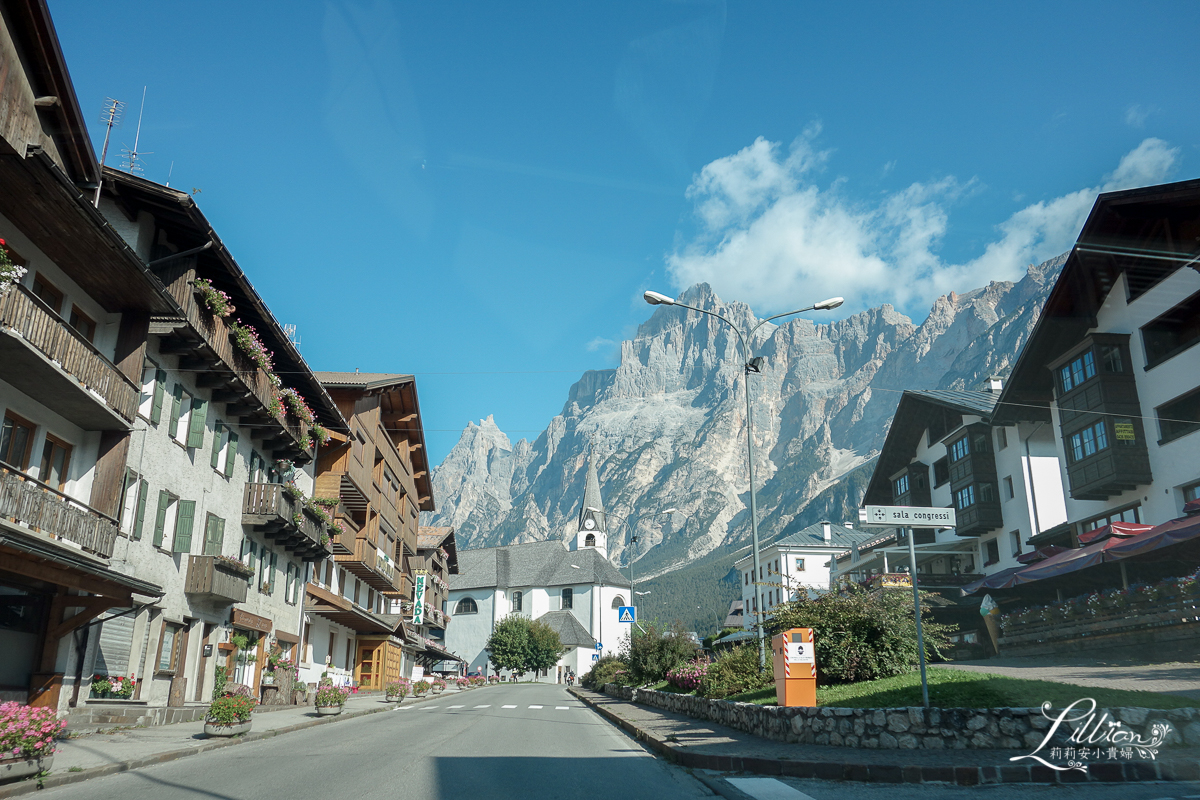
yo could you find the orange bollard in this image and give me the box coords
[771,628,817,707]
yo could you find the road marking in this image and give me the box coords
[502,705,517,709]
[727,778,815,800]
[422,707,439,710]
[528,705,543,709]
[474,704,491,709]
[555,706,570,710]
[447,705,465,709]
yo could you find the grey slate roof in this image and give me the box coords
[771,521,878,550]
[579,447,605,529]
[451,540,631,591]
[907,390,998,418]
[535,610,595,648]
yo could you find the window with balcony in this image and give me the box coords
[1142,290,1200,370]
[38,433,71,490]
[1158,388,1200,444]
[0,412,35,470]
[561,588,573,610]
[68,305,96,343]
[455,597,478,614]
[1070,421,1109,461]
[31,273,63,314]
[203,513,225,556]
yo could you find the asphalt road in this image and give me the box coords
[33,684,1200,800]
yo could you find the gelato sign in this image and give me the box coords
[412,572,426,625]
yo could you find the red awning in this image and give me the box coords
[1104,514,1200,560]
[1009,538,1124,585]
[960,566,1025,595]
[1076,522,1153,545]
[1016,545,1070,564]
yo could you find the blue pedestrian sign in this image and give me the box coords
[595,642,603,651]
[592,654,600,661]
[617,606,636,623]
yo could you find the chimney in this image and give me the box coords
[822,521,832,544]
[843,521,854,530]
[987,376,1003,394]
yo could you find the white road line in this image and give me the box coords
[422,707,439,710]
[474,704,491,709]
[555,706,570,710]
[502,705,518,709]
[447,705,465,709]
[727,778,815,800]
[528,705,543,709]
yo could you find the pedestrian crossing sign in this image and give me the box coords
[617,606,636,623]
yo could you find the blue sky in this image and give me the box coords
[52,1,1200,466]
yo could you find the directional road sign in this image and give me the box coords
[859,505,957,529]
[617,606,636,624]
[595,642,603,651]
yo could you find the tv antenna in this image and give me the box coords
[92,97,124,207]
[165,161,174,187]
[120,86,151,175]
[283,324,300,346]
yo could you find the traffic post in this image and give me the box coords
[771,628,817,707]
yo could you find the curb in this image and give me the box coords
[0,687,486,799]
[567,688,1200,786]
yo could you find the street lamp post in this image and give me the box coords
[643,290,843,667]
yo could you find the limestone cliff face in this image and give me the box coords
[425,255,1065,579]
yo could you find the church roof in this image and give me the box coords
[578,447,605,529]
[535,610,595,648]
[451,540,630,591]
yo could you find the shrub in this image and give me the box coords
[206,695,256,726]
[666,659,709,692]
[315,684,350,707]
[386,681,410,698]
[619,621,698,685]
[581,655,628,690]
[769,584,955,684]
[699,645,772,699]
[0,703,65,760]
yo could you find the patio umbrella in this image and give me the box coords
[1015,545,1070,564]
[1008,538,1122,586]
[1104,514,1200,561]
[1076,521,1152,546]
[960,566,1025,596]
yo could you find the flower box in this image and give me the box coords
[0,756,52,784]
[203,721,251,737]
[315,705,342,716]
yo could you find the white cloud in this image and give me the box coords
[666,135,1180,316]
[1124,104,1153,128]
[586,337,618,353]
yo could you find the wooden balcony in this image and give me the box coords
[336,536,401,595]
[184,555,250,604]
[157,266,313,462]
[0,464,119,557]
[0,283,137,429]
[955,499,1005,538]
[242,483,333,562]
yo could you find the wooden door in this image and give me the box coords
[357,644,381,690]
[194,624,214,701]
[167,625,190,707]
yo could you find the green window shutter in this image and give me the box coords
[224,431,239,477]
[269,550,278,590]
[150,369,167,425]
[210,422,224,469]
[132,479,148,540]
[173,500,196,553]
[152,491,170,547]
[248,451,260,483]
[168,384,184,439]
[187,397,208,449]
[203,514,225,555]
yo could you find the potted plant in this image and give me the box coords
[385,681,410,702]
[412,680,431,698]
[204,695,256,737]
[315,683,349,715]
[0,702,65,783]
[455,677,469,690]
[431,678,446,694]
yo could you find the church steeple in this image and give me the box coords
[573,446,607,557]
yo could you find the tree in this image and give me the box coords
[485,615,532,674]
[526,620,565,676]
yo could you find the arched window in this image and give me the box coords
[455,597,478,615]
[511,591,523,612]
[584,534,596,547]
[611,595,625,609]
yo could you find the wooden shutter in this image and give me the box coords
[203,514,225,556]
[152,491,170,547]
[224,431,239,477]
[210,422,224,468]
[132,478,148,540]
[187,396,208,448]
[150,369,167,425]
[168,384,184,438]
[173,500,196,553]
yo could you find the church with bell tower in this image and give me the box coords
[572,448,608,558]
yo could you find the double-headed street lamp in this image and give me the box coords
[590,506,679,625]
[643,290,844,667]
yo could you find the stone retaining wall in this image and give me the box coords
[602,684,1200,750]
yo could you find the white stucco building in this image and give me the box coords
[445,453,631,682]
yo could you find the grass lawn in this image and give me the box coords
[723,667,1200,709]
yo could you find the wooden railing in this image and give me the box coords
[0,284,138,422]
[336,535,400,591]
[0,463,119,557]
[999,597,1200,646]
[164,270,311,455]
[242,483,332,560]
[185,555,250,604]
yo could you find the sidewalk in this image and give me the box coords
[568,688,1200,786]
[0,689,459,799]
[941,657,1200,699]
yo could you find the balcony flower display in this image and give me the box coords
[999,568,1200,633]
[279,388,315,425]
[0,239,27,297]
[214,555,255,576]
[89,674,137,699]
[190,278,235,318]
[228,319,275,375]
[0,702,66,762]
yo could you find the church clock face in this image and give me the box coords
[583,517,596,530]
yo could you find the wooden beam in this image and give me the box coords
[46,597,121,643]
[211,389,252,403]
[195,373,230,388]
[0,547,138,599]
